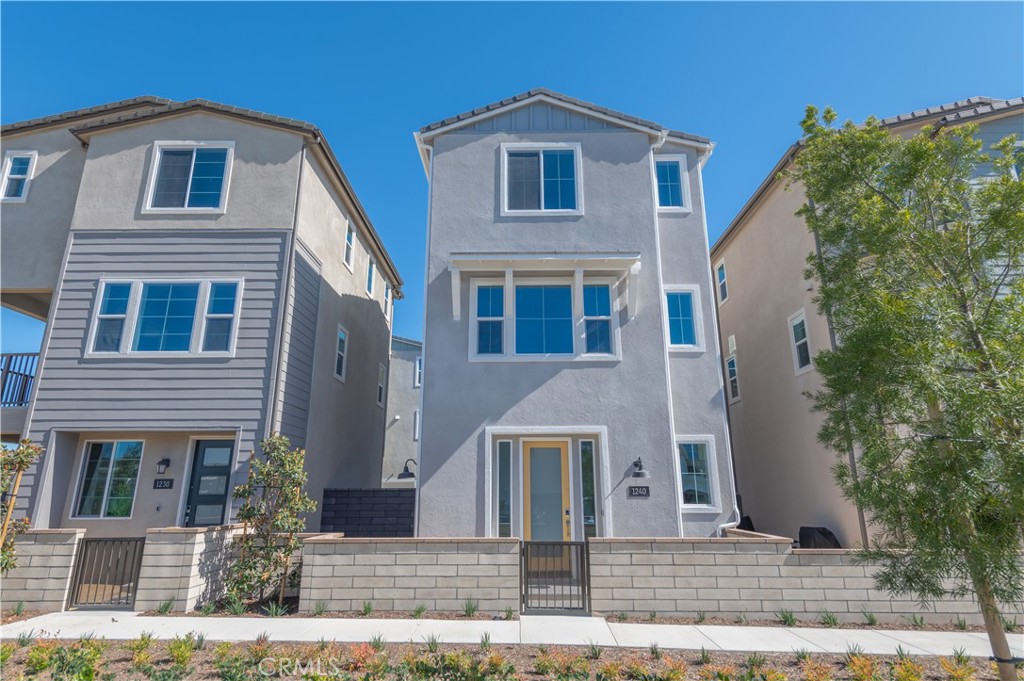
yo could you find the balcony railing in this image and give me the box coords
[1,353,38,407]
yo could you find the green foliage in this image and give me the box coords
[790,109,1024,666]
[313,600,327,616]
[212,653,253,681]
[424,633,440,653]
[696,610,706,624]
[1000,615,1018,632]
[502,606,515,620]
[199,601,217,616]
[156,599,174,614]
[820,611,839,628]
[167,633,197,668]
[370,633,386,652]
[745,652,767,670]
[479,632,491,651]
[648,610,657,621]
[793,649,811,663]
[616,611,628,622]
[777,609,797,626]
[14,600,25,616]
[734,613,747,624]
[1,440,44,573]
[25,639,56,674]
[262,600,288,617]
[862,610,878,626]
[0,643,13,668]
[585,640,603,660]
[361,600,374,616]
[649,642,661,660]
[146,666,190,681]
[224,596,247,616]
[228,434,316,602]
[699,647,713,666]
[16,629,35,647]
[411,603,426,619]
[955,616,968,630]
[462,598,478,616]
[904,614,924,630]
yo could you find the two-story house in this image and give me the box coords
[413,89,738,540]
[382,336,422,488]
[1,97,402,536]
[711,96,1023,548]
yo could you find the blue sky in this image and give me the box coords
[2,1,1021,349]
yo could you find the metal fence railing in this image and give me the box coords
[1,352,38,407]
[521,541,590,613]
[68,537,146,608]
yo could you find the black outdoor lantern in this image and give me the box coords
[397,458,417,480]
[631,457,651,478]
[156,458,171,475]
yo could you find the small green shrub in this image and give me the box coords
[903,614,924,629]
[862,609,878,626]
[199,601,217,616]
[735,613,748,624]
[745,652,767,670]
[0,644,14,668]
[168,633,196,667]
[361,600,374,616]
[955,616,968,631]
[1000,615,1018,632]
[16,629,35,647]
[794,649,811,663]
[479,632,491,651]
[13,601,25,616]
[263,600,288,617]
[648,610,657,621]
[225,597,247,616]
[649,642,662,660]
[411,604,426,619]
[699,647,713,666]
[503,606,515,620]
[157,599,174,614]
[370,633,386,652]
[25,640,56,674]
[313,600,327,616]
[777,609,797,626]
[585,640,603,660]
[462,598,478,617]
[424,633,440,653]
[616,611,628,622]
[820,610,839,627]
[696,610,706,624]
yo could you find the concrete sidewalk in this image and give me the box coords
[2,611,1018,658]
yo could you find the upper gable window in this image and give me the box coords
[654,155,690,211]
[2,151,37,203]
[144,141,234,213]
[501,143,582,216]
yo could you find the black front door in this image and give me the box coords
[184,440,234,527]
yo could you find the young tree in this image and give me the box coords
[1,440,44,573]
[790,108,1023,679]
[228,433,316,606]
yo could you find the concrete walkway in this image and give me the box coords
[2,611,1019,658]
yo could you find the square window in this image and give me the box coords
[3,152,36,201]
[515,285,573,354]
[133,283,199,352]
[504,145,580,213]
[148,144,231,211]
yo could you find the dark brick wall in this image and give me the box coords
[320,489,415,537]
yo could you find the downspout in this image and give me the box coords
[809,198,869,547]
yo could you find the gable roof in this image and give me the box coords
[2,97,402,291]
[418,87,711,147]
[711,96,1024,256]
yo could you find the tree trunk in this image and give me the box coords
[975,573,1017,681]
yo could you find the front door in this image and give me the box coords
[523,441,570,541]
[184,440,234,527]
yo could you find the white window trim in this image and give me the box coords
[1011,140,1024,181]
[85,278,243,359]
[334,323,349,383]
[788,308,814,376]
[413,356,423,388]
[412,409,421,442]
[384,283,391,320]
[663,284,706,354]
[377,362,386,407]
[653,154,692,214]
[726,354,740,404]
[69,439,146,520]
[366,258,376,297]
[343,225,356,273]
[499,142,584,217]
[1,150,38,203]
[715,260,728,304]
[142,140,235,215]
[676,434,721,514]
[469,276,622,363]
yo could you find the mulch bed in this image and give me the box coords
[603,614,989,634]
[0,639,1001,680]
[0,609,43,626]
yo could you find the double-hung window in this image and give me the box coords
[654,155,689,211]
[366,258,376,296]
[502,143,582,214]
[74,441,144,518]
[583,285,613,354]
[377,363,386,407]
[665,286,704,351]
[726,355,740,402]
[678,440,714,508]
[476,285,504,355]
[89,279,241,356]
[515,285,573,355]
[145,142,233,212]
[2,151,37,202]
[789,309,812,373]
[344,226,355,270]
[716,262,728,303]
[335,325,348,381]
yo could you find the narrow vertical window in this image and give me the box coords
[665,291,698,347]
[496,440,512,537]
[202,282,238,352]
[366,258,376,295]
[542,150,577,210]
[507,152,541,210]
[790,310,812,372]
[476,285,504,355]
[93,282,132,352]
[580,440,598,538]
[678,442,712,506]
[716,263,728,302]
[414,356,423,387]
[335,326,348,381]
[344,226,355,269]
[412,409,421,442]
[656,160,683,207]
[583,285,613,354]
[377,363,386,407]
[726,355,740,402]
[384,283,391,319]
[2,152,36,201]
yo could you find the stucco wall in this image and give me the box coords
[382,341,421,486]
[418,124,735,539]
[1,529,84,612]
[298,537,519,613]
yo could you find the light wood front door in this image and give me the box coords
[523,441,571,542]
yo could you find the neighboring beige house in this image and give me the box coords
[711,97,1024,548]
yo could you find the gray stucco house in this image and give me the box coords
[413,89,738,539]
[382,336,422,488]
[1,97,402,535]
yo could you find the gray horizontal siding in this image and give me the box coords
[468,102,614,133]
[28,230,287,440]
[274,247,320,448]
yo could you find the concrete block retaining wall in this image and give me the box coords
[298,537,520,614]
[134,525,240,612]
[589,536,990,625]
[0,529,84,612]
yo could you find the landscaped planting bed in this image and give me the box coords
[0,636,1009,681]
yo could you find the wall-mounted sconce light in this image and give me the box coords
[156,458,171,475]
[397,458,417,480]
[631,457,650,479]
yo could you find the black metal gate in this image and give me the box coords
[521,541,590,613]
[68,538,145,608]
